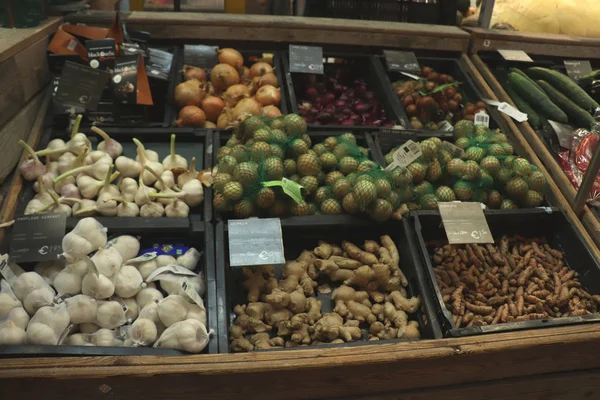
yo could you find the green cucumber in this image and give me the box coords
[527,67,600,112]
[504,82,544,129]
[509,67,544,92]
[537,80,596,129]
[578,70,600,89]
[507,72,568,123]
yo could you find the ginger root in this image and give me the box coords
[343,241,378,265]
[242,266,276,302]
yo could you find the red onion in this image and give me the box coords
[353,102,371,114]
[341,119,354,126]
[305,86,318,99]
[334,99,347,108]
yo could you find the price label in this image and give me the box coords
[383,50,420,73]
[385,140,422,170]
[400,71,421,80]
[182,282,205,308]
[564,60,593,81]
[146,265,198,282]
[0,254,17,285]
[497,102,528,122]
[438,202,494,244]
[9,213,67,263]
[183,45,218,68]
[228,218,285,267]
[498,49,533,63]
[474,110,490,128]
[548,120,577,148]
[289,45,324,74]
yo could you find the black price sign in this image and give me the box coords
[289,45,323,74]
[55,61,110,111]
[9,213,67,263]
[228,218,285,267]
[383,50,420,73]
[438,202,493,244]
[146,48,174,81]
[564,60,593,81]
[183,45,218,69]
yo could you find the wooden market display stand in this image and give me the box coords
[3,13,600,400]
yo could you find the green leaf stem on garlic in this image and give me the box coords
[134,176,157,206]
[154,170,177,191]
[53,159,112,183]
[36,138,67,161]
[134,138,164,185]
[72,199,98,217]
[148,178,204,208]
[92,126,123,160]
[165,199,190,218]
[162,134,188,171]
[18,140,46,181]
[176,156,198,187]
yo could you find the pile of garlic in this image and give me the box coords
[0,217,212,353]
[19,114,208,218]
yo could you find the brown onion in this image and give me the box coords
[201,95,225,122]
[255,85,281,106]
[249,62,274,78]
[211,63,240,91]
[223,84,250,107]
[203,121,217,129]
[217,113,231,129]
[218,48,244,70]
[174,81,205,107]
[262,105,282,118]
[183,65,206,82]
[232,98,262,120]
[239,66,251,84]
[175,105,206,127]
[258,73,278,88]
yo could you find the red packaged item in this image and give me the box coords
[558,129,600,205]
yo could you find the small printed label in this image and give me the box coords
[289,45,324,74]
[228,218,285,267]
[0,254,17,285]
[386,140,422,170]
[498,49,533,63]
[182,282,204,307]
[146,265,198,282]
[400,71,420,80]
[438,202,494,244]
[263,178,304,203]
[442,141,465,159]
[383,50,421,73]
[483,39,491,48]
[438,120,454,132]
[474,111,490,128]
[497,102,528,122]
[126,252,158,263]
[67,39,77,51]
[482,99,501,107]
[564,60,593,81]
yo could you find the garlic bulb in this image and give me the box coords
[165,200,190,218]
[91,328,123,346]
[130,318,157,346]
[116,200,140,217]
[66,333,92,346]
[120,177,139,202]
[34,260,65,285]
[81,262,115,300]
[107,235,140,263]
[136,259,159,280]
[177,248,201,271]
[12,272,47,301]
[123,298,139,321]
[66,295,98,324]
[140,202,164,218]
[0,320,27,345]
[154,319,211,353]
[23,287,56,315]
[139,302,166,338]
[115,156,143,178]
[72,199,98,217]
[114,265,145,298]
[136,287,163,309]
[26,322,57,345]
[160,274,206,298]
[53,259,89,296]
[96,301,127,329]
[154,170,176,191]
[156,255,177,268]
[71,217,108,249]
[7,307,30,329]
[26,303,70,345]
[157,295,206,328]
[91,246,123,278]
[79,322,100,334]
[0,281,21,319]
[61,231,93,262]
[162,134,188,170]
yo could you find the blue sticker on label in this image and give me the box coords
[138,243,190,257]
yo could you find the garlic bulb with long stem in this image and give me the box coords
[120,177,138,202]
[85,150,112,166]
[165,200,190,217]
[33,170,56,193]
[18,140,46,181]
[72,199,98,217]
[134,176,157,206]
[144,166,180,205]
[177,157,198,187]
[37,138,67,161]
[149,178,204,208]
[154,170,176,191]
[162,134,188,170]
[113,198,140,217]
[115,155,142,178]
[135,148,159,163]
[134,138,164,185]
[53,160,112,183]
[74,192,118,216]
[92,126,123,159]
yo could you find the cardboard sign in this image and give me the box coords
[438,202,493,244]
[55,61,110,111]
[9,213,67,263]
[48,29,88,60]
[289,45,324,74]
[112,55,153,106]
[86,38,116,71]
[61,24,110,41]
[383,50,420,73]
[498,49,533,63]
[564,60,593,81]
[184,45,218,68]
[146,48,174,81]
[228,218,285,267]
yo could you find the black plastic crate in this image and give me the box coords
[409,209,600,337]
[169,48,289,129]
[283,53,405,131]
[0,219,219,356]
[16,127,213,229]
[215,219,443,353]
[304,0,457,25]
[213,129,381,222]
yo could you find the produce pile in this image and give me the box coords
[0,218,212,353]
[213,114,412,221]
[19,115,209,218]
[505,67,600,130]
[383,119,547,210]
[174,48,282,128]
[293,61,395,127]
[229,236,421,351]
[432,237,600,328]
[392,65,486,130]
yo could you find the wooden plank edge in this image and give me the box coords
[0,88,51,245]
[470,54,600,247]
[461,54,600,258]
[0,17,62,64]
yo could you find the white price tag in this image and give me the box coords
[182,282,205,308]
[442,141,465,159]
[438,120,454,132]
[126,252,158,264]
[474,111,490,128]
[146,265,198,282]
[0,254,17,286]
[385,140,422,170]
[482,99,501,107]
[438,202,494,244]
[498,49,533,63]
[67,39,77,52]
[400,71,420,80]
[497,102,528,122]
